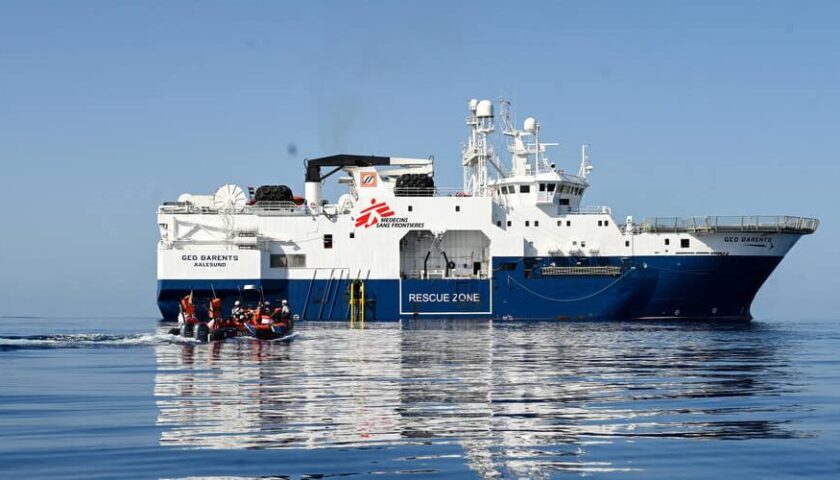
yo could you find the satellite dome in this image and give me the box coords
[524,117,537,133]
[468,99,478,112]
[476,99,493,118]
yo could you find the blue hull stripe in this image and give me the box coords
[158,255,781,321]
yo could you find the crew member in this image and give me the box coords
[251,301,264,325]
[231,300,243,320]
[179,295,196,322]
[280,299,291,321]
[272,299,292,332]
[260,301,272,325]
[209,298,223,321]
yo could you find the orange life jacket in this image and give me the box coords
[209,298,223,320]
[179,296,195,316]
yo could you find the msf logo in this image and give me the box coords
[355,198,395,228]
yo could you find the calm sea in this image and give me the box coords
[1,317,838,479]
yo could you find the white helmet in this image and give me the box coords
[234,300,240,306]
[282,299,288,305]
[264,301,271,307]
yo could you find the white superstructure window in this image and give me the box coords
[270,254,306,268]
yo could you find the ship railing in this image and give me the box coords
[392,186,472,197]
[158,201,313,216]
[639,216,820,234]
[564,206,612,215]
[158,202,207,214]
[244,201,312,216]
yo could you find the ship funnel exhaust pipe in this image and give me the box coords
[305,181,322,210]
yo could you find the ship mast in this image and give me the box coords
[462,99,495,197]
[578,144,593,178]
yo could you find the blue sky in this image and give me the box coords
[0,1,837,319]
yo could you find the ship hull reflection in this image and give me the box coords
[155,321,804,477]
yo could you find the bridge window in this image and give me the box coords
[681,238,690,248]
[547,183,556,192]
[496,220,502,227]
[507,220,512,227]
[539,183,545,192]
[520,185,530,193]
[598,220,603,226]
[559,198,569,206]
[525,220,530,227]
[534,220,539,227]
[567,220,571,227]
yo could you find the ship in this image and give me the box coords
[156,99,818,322]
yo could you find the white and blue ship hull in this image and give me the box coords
[157,254,784,322]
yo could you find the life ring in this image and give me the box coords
[447,261,456,269]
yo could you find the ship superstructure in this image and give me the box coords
[157,99,818,321]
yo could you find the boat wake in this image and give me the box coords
[0,332,197,350]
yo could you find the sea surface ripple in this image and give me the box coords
[1,318,838,479]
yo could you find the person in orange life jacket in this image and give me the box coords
[251,301,267,325]
[259,301,272,325]
[208,298,223,327]
[180,295,196,320]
